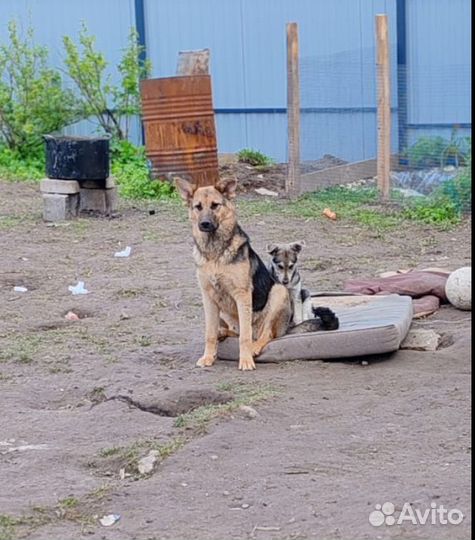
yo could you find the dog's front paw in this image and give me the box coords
[196,355,216,368]
[251,341,265,357]
[238,355,256,371]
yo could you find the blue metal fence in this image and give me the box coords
[0,0,471,162]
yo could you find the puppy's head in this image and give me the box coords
[266,241,305,285]
[174,177,237,234]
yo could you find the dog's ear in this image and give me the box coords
[216,177,237,200]
[266,243,279,256]
[290,240,305,254]
[174,177,195,205]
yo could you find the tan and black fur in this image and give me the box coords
[175,177,291,370]
[175,177,338,370]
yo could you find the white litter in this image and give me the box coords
[13,286,28,293]
[137,450,159,475]
[114,246,132,258]
[255,188,278,197]
[99,514,120,527]
[68,281,89,295]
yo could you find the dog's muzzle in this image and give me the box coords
[199,220,217,233]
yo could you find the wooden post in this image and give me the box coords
[376,14,391,201]
[286,22,301,197]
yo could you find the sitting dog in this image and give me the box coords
[175,177,338,371]
[267,241,339,331]
[267,241,313,325]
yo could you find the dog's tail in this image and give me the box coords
[287,306,339,335]
[312,306,340,330]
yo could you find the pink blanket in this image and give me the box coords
[344,271,449,317]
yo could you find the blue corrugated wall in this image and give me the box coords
[0,0,471,162]
[405,0,472,145]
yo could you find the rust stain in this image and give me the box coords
[140,75,219,187]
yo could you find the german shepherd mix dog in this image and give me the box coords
[175,177,338,371]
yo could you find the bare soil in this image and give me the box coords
[221,155,347,194]
[0,181,471,540]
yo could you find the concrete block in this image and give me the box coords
[80,188,107,213]
[105,186,118,214]
[80,176,116,189]
[80,186,117,214]
[40,178,80,194]
[42,193,79,221]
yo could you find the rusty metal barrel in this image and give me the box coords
[140,75,219,187]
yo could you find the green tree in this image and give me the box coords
[0,21,78,155]
[63,25,150,140]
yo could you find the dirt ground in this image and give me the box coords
[0,181,471,540]
[220,155,347,194]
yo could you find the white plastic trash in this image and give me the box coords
[114,246,132,258]
[68,281,89,295]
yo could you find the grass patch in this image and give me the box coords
[87,386,107,404]
[115,287,145,299]
[97,436,186,476]
[97,382,277,475]
[0,515,17,540]
[0,509,52,540]
[135,335,152,347]
[98,446,122,458]
[0,216,30,231]
[1,485,114,539]
[174,381,278,431]
[57,497,79,509]
[0,336,40,364]
[239,185,467,230]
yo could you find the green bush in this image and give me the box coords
[0,21,78,155]
[406,137,447,168]
[405,132,471,169]
[440,130,471,168]
[0,145,44,181]
[111,140,177,200]
[437,145,471,212]
[63,25,150,140]
[403,196,461,226]
[237,148,274,167]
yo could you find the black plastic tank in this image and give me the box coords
[44,134,110,180]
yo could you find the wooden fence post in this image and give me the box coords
[286,22,301,197]
[376,14,391,201]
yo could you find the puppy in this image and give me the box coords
[267,241,339,331]
[267,241,313,325]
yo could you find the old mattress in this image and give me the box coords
[217,293,413,362]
